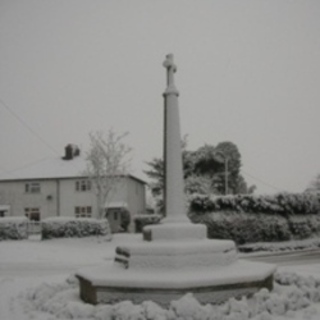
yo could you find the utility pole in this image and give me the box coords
[224,157,229,195]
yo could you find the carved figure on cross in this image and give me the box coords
[163,54,177,88]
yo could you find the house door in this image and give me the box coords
[25,208,41,221]
[105,208,122,233]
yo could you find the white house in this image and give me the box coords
[0,145,147,233]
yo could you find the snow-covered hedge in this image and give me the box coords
[190,211,320,244]
[41,217,111,240]
[287,215,320,240]
[190,211,292,245]
[189,192,320,215]
[0,216,28,240]
[189,193,320,244]
[23,272,320,320]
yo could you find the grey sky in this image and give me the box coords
[0,0,319,194]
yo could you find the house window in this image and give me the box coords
[75,206,92,218]
[114,211,118,220]
[75,180,91,192]
[25,182,41,194]
[25,208,40,221]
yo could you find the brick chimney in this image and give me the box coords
[62,144,80,160]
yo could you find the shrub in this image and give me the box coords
[189,211,291,245]
[0,217,28,240]
[189,192,320,216]
[287,215,320,240]
[41,217,111,240]
[133,214,162,233]
[120,209,131,232]
[188,192,320,244]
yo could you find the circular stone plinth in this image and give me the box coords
[76,260,276,306]
[114,239,237,270]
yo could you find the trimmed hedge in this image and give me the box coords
[190,211,292,245]
[0,217,28,240]
[41,217,112,240]
[189,192,320,216]
[188,192,320,245]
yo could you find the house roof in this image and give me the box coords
[0,156,146,184]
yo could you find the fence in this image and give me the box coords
[27,220,42,238]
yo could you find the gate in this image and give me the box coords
[27,220,42,239]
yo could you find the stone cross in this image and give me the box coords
[161,54,187,224]
[163,54,177,88]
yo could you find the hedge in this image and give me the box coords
[189,211,293,244]
[0,217,28,240]
[189,192,320,216]
[188,192,320,245]
[41,217,112,240]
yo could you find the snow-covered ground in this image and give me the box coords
[1,234,320,320]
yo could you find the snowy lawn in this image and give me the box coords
[1,234,320,320]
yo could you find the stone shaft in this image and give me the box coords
[162,54,188,224]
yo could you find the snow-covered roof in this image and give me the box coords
[0,156,86,181]
[0,156,146,184]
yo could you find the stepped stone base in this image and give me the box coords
[113,238,238,270]
[76,222,276,306]
[76,260,275,307]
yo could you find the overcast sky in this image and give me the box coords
[0,0,319,194]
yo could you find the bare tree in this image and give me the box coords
[84,130,132,219]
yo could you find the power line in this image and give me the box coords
[0,157,52,177]
[242,169,283,192]
[0,98,58,156]
[0,98,86,178]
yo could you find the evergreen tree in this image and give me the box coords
[145,140,255,202]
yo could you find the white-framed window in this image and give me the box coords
[75,206,92,218]
[25,207,40,221]
[0,205,10,217]
[25,182,41,194]
[75,180,91,192]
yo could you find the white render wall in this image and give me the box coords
[0,176,146,232]
[0,180,58,220]
[58,179,97,218]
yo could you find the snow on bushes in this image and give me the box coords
[41,217,111,240]
[190,211,291,245]
[0,216,28,240]
[21,272,320,320]
[189,192,320,215]
[188,193,320,244]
